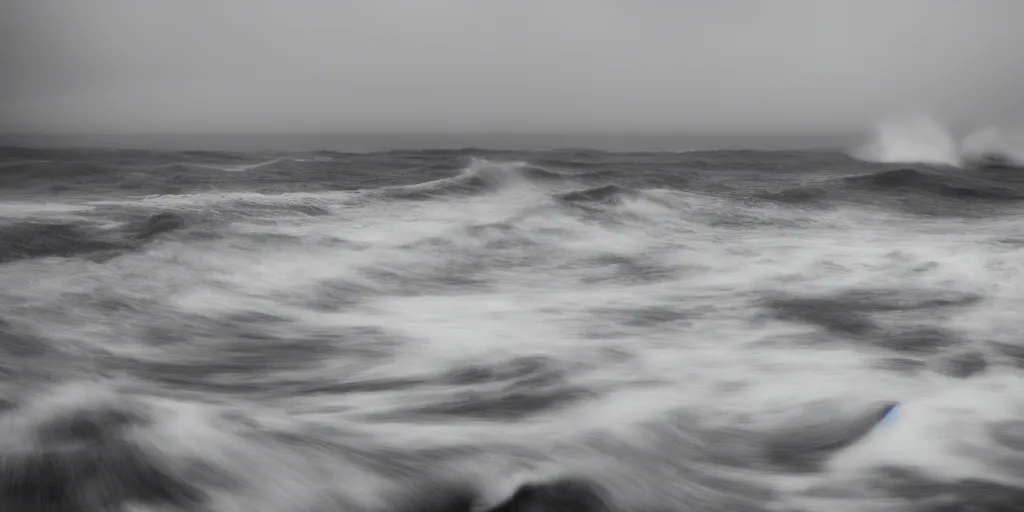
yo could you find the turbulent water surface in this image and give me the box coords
[2,142,1024,512]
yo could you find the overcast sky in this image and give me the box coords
[2,0,1023,134]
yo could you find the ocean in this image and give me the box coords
[1,132,1023,512]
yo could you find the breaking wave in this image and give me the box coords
[373,158,566,199]
[853,117,1024,170]
[852,117,961,166]
[961,127,1024,168]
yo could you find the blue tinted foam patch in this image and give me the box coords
[878,403,899,426]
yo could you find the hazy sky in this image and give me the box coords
[2,0,1023,134]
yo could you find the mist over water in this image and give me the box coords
[855,117,1024,168]
[2,136,1024,511]
[853,118,962,166]
[962,128,1024,168]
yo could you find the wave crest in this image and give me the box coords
[376,158,564,199]
[761,167,1024,211]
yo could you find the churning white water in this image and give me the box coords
[1,151,1023,511]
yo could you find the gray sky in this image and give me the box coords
[2,0,1023,134]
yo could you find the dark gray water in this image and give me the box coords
[1,137,1024,512]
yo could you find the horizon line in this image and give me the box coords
[0,130,863,137]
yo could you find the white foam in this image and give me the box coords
[962,127,1024,167]
[853,116,961,166]
[4,158,1024,509]
[0,201,96,218]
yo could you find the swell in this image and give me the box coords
[373,158,570,200]
[8,384,1013,512]
[555,184,638,205]
[0,212,186,264]
[761,167,1024,212]
[0,152,594,199]
[0,145,259,165]
[0,147,939,209]
[841,168,1024,199]
[0,383,911,512]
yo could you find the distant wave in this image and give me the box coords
[761,167,1024,210]
[0,145,258,165]
[5,143,1024,218]
[840,168,1021,199]
[166,158,286,173]
[373,158,566,199]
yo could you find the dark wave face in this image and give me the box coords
[2,144,1024,512]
